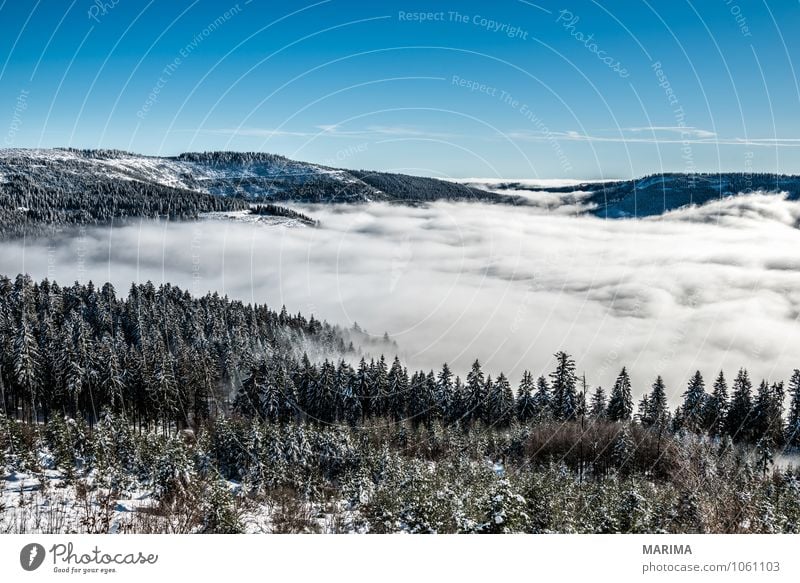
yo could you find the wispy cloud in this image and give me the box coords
[502,128,800,147]
[184,125,460,140]
[184,125,799,148]
[625,126,717,139]
[363,125,458,139]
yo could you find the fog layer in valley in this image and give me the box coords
[3,192,800,403]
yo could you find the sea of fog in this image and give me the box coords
[3,192,800,404]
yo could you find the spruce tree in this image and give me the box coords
[726,368,753,442]
[386,359,409,421]
[372,355,391,418]
[354,358,372,419]
[646,376,668,428]
[681,371,706,433]
[465,360,486,424]
[487,372,514,427]
[549,352,577,420]
[589,386,607,419]
[515,371,536,422]
[752,380,785,446]
[607,367,633,422]
[636,393,651,425]
[482,376,494,425]
[407,371,428,424]
[316,360,337,423]
[13,315,41,423]
[786,370,800,448]
[435,363,454,421]
[705,371,728,438]
[533,375,551,421]
[451,376,466,422]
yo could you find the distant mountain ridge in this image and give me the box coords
[0,148,505,238]
[2,148,800,238]
[488,172,800,218]
[1,148,499,203]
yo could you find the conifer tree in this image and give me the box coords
[354,358,372,419]
[386,357,408,420]
[465,360,486,424]
[705,371,728,438]
[408,371,428,424]
[549,352,577,420]
[482,376,494,425]
[515,371,536,422]
[752,380,785,446]
[316,360,337,423]
[533,375,552,422]
[726,368,753,442]
[607,367,633,422]
[589,386,607,419]
[681,371,706,433]
[636,393,651,425]
[786,370,800,448]
[371,356,389,417]
[487,372,514,427]
[451,376,466,423]
[13,315,41,423]
[646,376,669,428]
[435,363,454,421]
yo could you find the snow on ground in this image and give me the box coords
[1,469,152,534]
[2,468,361,534]
[0,148,352,198]
[198,210,312,228]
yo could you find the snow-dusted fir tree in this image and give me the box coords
[13,314,41,423]
[479,478,529,533]
[611,423,635,472]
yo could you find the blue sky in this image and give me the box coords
[1,0,798,178]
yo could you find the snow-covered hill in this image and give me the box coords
[0,148,381,202]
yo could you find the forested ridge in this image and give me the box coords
[0,273,357,429]
[494,172,800,217]
[0,148,510,238]
[3,273,800,448]
[0,150,251,239]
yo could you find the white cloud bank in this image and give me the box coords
[3,192,800,404]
